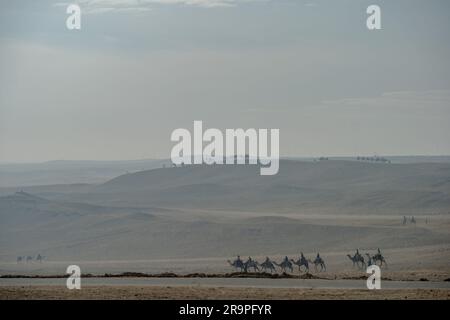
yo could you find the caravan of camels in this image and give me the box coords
[227,249,387,273]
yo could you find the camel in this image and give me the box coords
[26,255,33,263]
[243,258,260,273]
[16,256,23,263]
[274,257,293,273]
[227,257,245,272]
[371,250,387,268]
[259,258,277,273]
[36,254,44,263]
[347,253,366,269]
[290,253,311,273]
[312,254,326,272]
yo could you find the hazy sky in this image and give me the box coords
[1,0,449,162]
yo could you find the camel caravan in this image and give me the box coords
[228,249,387,274]
[227,252,326,274]
[346,248,387,270]
[16,254,45,264]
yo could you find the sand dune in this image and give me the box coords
[0,160,449,278]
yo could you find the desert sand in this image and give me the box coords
[1,160,449,299]
[1,285,449,300]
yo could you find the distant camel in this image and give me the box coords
[243,258,259,273]
[291,253,311,272]
[312,254,326,272]
[372,250,387,268]
[259,258,277,273]
[347,254,366,269]
[227,257,245,272]
[16,256,24,263]
[274,257,293,273]
[26,255,33,263]
[36,254,45,263]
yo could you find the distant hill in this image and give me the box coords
[0,159,170,187]
[1,190,446,263]
[66,160,450,214]
[1,160,449,265]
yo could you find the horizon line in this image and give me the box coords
[2,154,450,165]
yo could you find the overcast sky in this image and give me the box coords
[0,0,449,162]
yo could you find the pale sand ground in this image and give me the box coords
[1,285,449,300]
